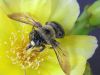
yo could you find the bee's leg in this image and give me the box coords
[34,45,45,52]
[26,43,34,50]
[50,39,59,47]
[39,45,45,52]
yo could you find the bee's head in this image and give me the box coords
[26,30,45,50]
[46,21,65,38]
[26,30,37,50]
[29,30,45,46]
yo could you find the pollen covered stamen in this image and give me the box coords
[5,30,49,69]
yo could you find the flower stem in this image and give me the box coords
[83,63,93,75]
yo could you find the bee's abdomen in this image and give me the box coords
[29,30,46,46]
[46,21,65,38]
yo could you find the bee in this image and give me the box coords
[8,13,70,75]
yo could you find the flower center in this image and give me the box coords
[6,30,49,69]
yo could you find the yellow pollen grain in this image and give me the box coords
[5,30,50,70]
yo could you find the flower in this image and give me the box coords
[0,0,98,75]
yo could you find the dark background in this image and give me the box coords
[77,0,100,75]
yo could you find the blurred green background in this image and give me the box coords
[78,0,100,75]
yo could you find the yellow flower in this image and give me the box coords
[0,0,98,75]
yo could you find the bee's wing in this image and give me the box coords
[8,13,42,27]
[52,46,70,75]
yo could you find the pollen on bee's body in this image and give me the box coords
[31,41,35,46]
[5,30,50,70]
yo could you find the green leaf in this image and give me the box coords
[70,1,100,35]
[87,1,100,26]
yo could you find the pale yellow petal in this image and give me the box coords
[57,35,98,75]
[0,9,25,75]
[20,0,51,24]
[49,0,80,33]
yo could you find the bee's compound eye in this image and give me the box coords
[29,30,37,40]
[46,21,65,38]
